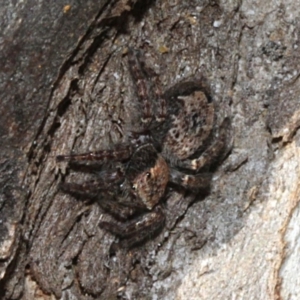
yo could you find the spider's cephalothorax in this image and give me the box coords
[56,49,230,251]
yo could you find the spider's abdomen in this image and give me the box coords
[162,90,214,161]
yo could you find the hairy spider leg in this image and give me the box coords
[177,118,231,171]
[153,75,167,123]
[127,49,153,126]
[60,167,125,195]
[169,169,212,190]
[60,180,139,220]
[134,50,167,124]
[56,144,133,163]
[100,205,165,249]
[60,182,104,198]
[98,198,139,221]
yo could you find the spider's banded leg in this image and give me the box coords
[154,75,167,123]
[98,199,136,221]
[138,57,166,124]
[60,168,125,196]
[56,144,133,163]
[60,182,98,198]
[60,181,136,220]
[60,182,108,199]
[169,169,212,190]
[128,49,166,124]
[177,118,231,171]
[127,49,153,126]
[100,206,165,247]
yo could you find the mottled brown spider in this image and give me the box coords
[56,49,230,252]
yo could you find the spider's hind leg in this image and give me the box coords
[152,71,167,124]
[177,117,232,172]
[169,169,212,191]
[127,48,167,127]
[128,49,153,127]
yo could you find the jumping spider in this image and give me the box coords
[57,49,230,251]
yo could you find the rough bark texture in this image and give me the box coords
[1,0,300,299]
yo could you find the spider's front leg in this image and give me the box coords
[59,167,125,197]
[56,144,133,163]
[100,206,165,249]
[59,178,140,221]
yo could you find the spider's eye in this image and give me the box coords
[132,185,136,191]
[146,172,151,178]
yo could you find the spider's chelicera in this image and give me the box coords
[56,49,230,251]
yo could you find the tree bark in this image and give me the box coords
[1,0,300,299]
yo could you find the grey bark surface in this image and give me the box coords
[1,0,300,299]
